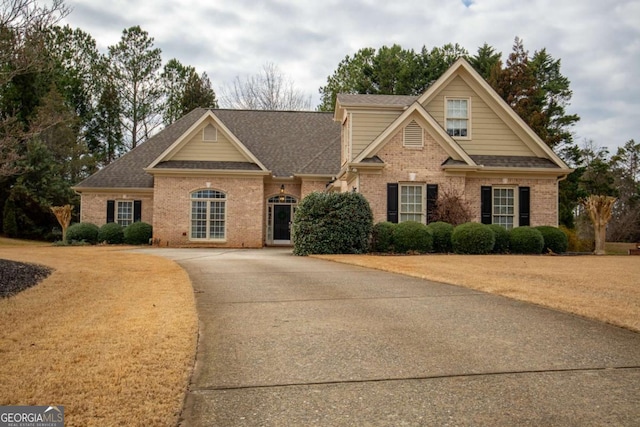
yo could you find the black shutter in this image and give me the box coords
[481,186,492,224]
[387,183,399,223]
[519,187,530,226]
[426,184,438,224]
[106,200,115,223]
[134,200,142,222]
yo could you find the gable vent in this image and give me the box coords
[203,124,217,142]
[403,120,423,148]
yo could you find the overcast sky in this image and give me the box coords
[61,0,639,153]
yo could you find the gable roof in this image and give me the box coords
[338,58,571,172]
[75,109,341,190]
[74,108,207,189]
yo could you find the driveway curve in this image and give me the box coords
[136,248,640,426]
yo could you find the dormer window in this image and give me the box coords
[445,98,470,138]
[203,124,217,142]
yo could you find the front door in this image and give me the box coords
[273,205,291,241]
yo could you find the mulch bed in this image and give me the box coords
[0,259,53,298]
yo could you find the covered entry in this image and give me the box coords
[266,195,297,245]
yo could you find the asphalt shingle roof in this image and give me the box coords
[75,109,341,189]
[337,93,418,107]
[443,155,561,169]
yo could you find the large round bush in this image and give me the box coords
[509,226,544,254]
[65,222,100,244]
[535,226,568,254]
[124,222,153,245]
[98,222,125,244]
[451,222,495,254]
[370,221,395,253]
[292,192,373,255]
[488,224,510,253]
[393,221,433,253]
[427,221,453,253]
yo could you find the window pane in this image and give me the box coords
[493,188,515,230]
[191,201,207,238]
[116,201,133,226]
[399,185,423,223]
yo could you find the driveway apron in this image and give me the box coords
[139,248,640,426]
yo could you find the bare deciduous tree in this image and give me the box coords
[220,62,312,111]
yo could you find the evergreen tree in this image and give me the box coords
[108,26,162,149]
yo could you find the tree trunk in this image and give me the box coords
[581,195,616,255]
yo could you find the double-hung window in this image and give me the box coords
[492,187,515,230]
[116,201,134,226]
[446,98,469,138]
[191,189,226,240]
[400,184,424,223]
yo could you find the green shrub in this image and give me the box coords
[65,222,100,244]
[536,226,568,254]
[393,221,433,253]
[451,222,495,254]
[427,221,453,253]
[98,222,125,244]
[509,226,544,254]
[293,192,373,255]
[488,224,510,253]
[370,221,395,253]
[123,222,153,245]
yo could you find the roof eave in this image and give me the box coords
[72,186,154,194]
[144,167,271,177]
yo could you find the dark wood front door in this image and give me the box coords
[273,205,291,240]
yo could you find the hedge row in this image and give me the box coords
[65,222,152,245]
[370,221,568,255]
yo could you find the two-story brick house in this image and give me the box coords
[74,58,571,247]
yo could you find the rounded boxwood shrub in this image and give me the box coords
[370,221,395,253]
[535,226,568,254]
[393,221,433,253]
[124,222,153,245]
[65,222,100,244]
[509,226,544,254]
[293,192,373,255]
[451,222,495,254]
[488,224,510,254]
[427,221,453,253]
[98,222,125,244]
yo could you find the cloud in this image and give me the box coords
[61,0,639,151]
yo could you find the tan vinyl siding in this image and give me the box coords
[424,75,535,156]
[169,123,248,162]
[351,111,402,160]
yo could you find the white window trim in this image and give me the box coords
[399,183,426,224]
[115,200,133,226]
[190,189,227,242]
[444,97,471,140]
[492,186,519,230]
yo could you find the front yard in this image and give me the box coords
[318,251,640,332]
[0,245,197,427]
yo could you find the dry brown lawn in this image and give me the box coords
[317,254,640,332]
[0,245,197,427]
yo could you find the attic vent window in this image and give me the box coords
[203,124,217,142]
[403,120,423,148]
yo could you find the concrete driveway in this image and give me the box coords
[136,248,640,426]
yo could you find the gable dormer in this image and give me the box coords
[335,94,416,165]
